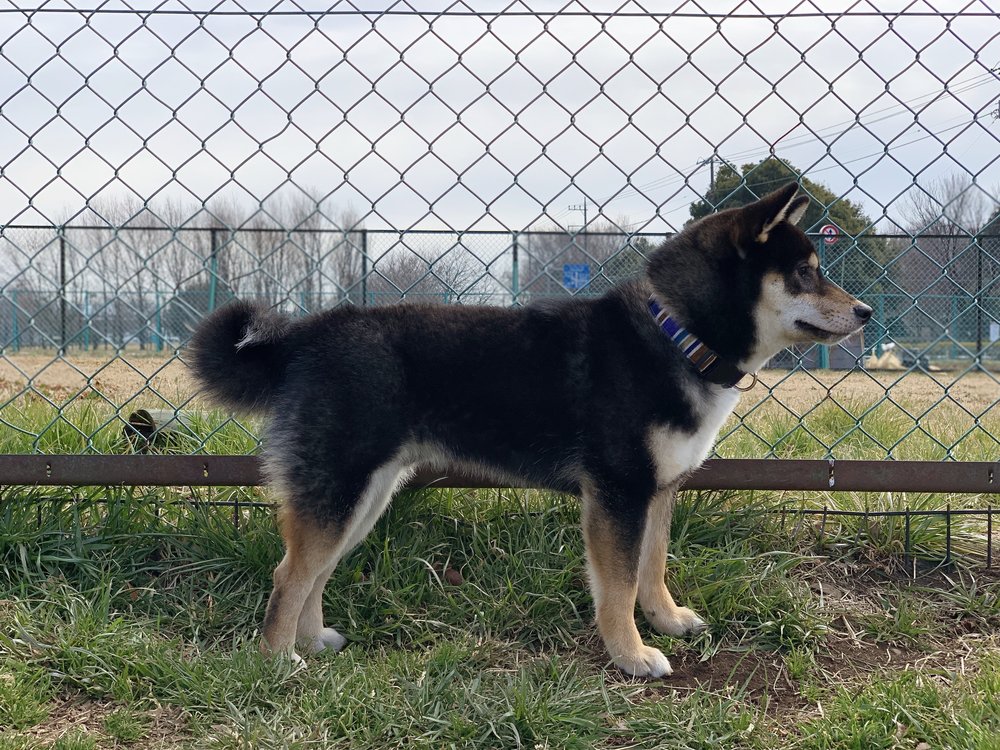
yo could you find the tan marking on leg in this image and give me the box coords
[295,561,346,654]
[290,457,416,654]
[581,493,672,678]
[262,506,345,660]
[637,485,707,637]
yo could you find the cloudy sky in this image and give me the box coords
[1,0,998,234]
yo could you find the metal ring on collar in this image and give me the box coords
[733,372,759,392]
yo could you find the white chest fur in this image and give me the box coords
[647,386,740,487]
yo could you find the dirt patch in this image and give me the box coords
[642,562,1000,715]
[666,649,800,710]
[18,695,189,748]
[654,634,981,718]
[747,368,1000,416]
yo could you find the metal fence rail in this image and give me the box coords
[1,3,999,482]
[4,455,999,494]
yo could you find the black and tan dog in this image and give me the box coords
[190,183,870,677]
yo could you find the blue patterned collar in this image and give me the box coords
[647,296,755,390]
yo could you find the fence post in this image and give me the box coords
[976,237,983,367]
[875,294,884,357]
[83,290,90,350]
[817,235,829,368]
[154,289,163,351]
[950,295,959,361]
[208,228,220,313]
[10,289,19,352]
[360,229,368,306]
[512,231,520,305]
[59,227,67,354]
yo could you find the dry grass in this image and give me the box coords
[3,351,998,416]
[0,350,193,406]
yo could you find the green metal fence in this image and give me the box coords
[1,3,998,471]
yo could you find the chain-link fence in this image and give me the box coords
[1,3,999,469]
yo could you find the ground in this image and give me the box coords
[2,350,998,414]
[2,487,1000,749]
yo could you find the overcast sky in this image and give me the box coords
[1,0,998,234]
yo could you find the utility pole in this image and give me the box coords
[700,154,739,188]
[568,199,589,229]
[568,198,589,255]
[700,155,716,186]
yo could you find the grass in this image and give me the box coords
[716,393,1000,461]
[2,380,1000,746]
[3,375,1000,460]
[794,656,1000,749]
[2,485,1000,748]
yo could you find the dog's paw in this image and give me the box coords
[303,627,347,654]
[612,645,673,678]
[265,648,306,669]
[647,606,708,637]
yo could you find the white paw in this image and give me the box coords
[648,606,708,637]
[612,645,673,678]
[303,627,347,654]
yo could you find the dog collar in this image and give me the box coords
[647,296,755,390]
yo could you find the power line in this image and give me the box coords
[598,70,998,211]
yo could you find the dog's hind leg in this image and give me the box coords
[291,458,416,655]
[261,508,345,662]
[293,557,348,655]
[581,487,672,678]
[636,483,707,637]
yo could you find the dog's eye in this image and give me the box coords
[797,264,813,280]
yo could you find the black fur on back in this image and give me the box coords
[187,300,293,412]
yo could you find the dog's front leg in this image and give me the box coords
[636,483,707,637]
[581,489,673,678]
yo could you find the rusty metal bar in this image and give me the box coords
[0,455,262,486]
[1,456,999,493]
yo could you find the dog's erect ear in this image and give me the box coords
[735,182,810,255]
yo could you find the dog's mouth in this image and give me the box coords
[795,320,848,341]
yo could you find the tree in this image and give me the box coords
[367,246,487,305]
[690,158,871,233]
[895,174,1000,353]
[689,157,891,299]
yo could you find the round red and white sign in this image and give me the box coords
[820,224,839,244]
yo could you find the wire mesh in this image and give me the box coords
[1,2,999,465]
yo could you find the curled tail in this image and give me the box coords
[188,300,292,413]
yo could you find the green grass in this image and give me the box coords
[2,486,1000,748]
[793,655,1000,749]
[101,709,146,743]
[0,394,260,455]
[2,385,1000,746]
[3,383,1000,461]
[716,394,1000,461]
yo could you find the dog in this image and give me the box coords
[189,182,871,677]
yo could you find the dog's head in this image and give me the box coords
[646,182,872,371]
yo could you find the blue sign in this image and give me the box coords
[563,263,590,290]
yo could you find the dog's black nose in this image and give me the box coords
[853,304,873,323]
